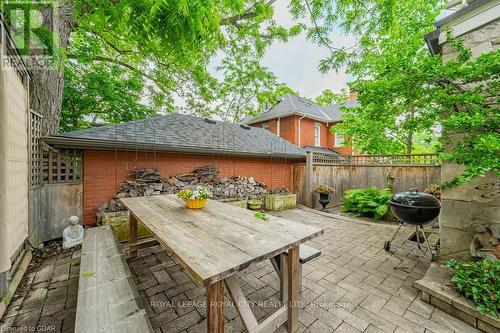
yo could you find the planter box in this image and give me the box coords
[415,263,500,333]
[217,198,248,209]
[101,211,151,242]
[265,194,297,211]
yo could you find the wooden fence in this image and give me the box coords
[293,152,441,208]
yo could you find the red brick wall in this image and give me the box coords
[83,150,296,225]
[279,116,298,145]
[251,116,352,154]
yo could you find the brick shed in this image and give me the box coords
[44,114,306,225]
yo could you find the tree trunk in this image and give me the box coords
[406,131,413,155]
[29,1,76,135]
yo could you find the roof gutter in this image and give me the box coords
[298,113,306,147]
[42,136,307,160]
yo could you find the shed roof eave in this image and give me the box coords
[42,137,307,160]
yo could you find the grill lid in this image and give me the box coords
[390,188,440,208]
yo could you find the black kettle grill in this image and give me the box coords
[384,188,441,258]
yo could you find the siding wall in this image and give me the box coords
[83,150,297,225]
[0,43,29,275]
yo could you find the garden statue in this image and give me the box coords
[470,218,500,260]
[63,215,84,249]
[386,172,395,192]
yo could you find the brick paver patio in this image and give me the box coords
[1,207,480,332]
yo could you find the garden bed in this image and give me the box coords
[415,263,500,333]
[265,193,296,211]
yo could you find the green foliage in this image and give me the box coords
[444,259,500,318]
[312,0,500,185]
[61,61,156,132]
[82,271,96,279]
[315,89,348,106]
[342,188,392,220]
[55,0,306,128]
[254,212,269,222]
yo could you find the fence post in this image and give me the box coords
[305,151,314,208]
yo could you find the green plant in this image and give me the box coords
[177,186,211,200]
[444,259,500,318]
[342,187,391,220]
[314,185,334,194]
[254,212,268,222]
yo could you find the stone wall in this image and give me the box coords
[438,18,500,261]
[441,19,499,61]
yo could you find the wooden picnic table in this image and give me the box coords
[121,195,323,333]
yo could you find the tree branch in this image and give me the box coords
[66,54,172,93]
[220,0,277,25]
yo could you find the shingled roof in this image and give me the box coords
[44,114,306,159]
[243,94,359,125]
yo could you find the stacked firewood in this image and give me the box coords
[96,166,268,219]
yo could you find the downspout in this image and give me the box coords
[298,114,306,147]
[277,117,280,137]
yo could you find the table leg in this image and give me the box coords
[129,213,138,257]
[280,253,288,302]
[207,280,225,333]
[287,246,299,333]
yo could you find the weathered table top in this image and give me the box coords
[121,195,323,286]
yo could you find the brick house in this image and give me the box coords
[44,114,305,225]
[243,94,357,155]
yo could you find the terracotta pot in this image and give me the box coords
[185,198,207,209]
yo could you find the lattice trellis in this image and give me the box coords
[42,149,83,184]
[311,152,439,166]
[29,110,43,187]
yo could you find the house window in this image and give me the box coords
[335,133,344,147]
[314,123,321,146]
[262,122,269,130]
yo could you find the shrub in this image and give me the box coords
[342,187,391,220]
[444,259,500,318]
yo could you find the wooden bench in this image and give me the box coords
[271,244,321,301]
[75,226,153,333]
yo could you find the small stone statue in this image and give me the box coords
[63,215,84,249]
[470,219,500,260]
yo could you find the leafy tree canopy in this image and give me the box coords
[60,0,307,128]
[315,89,348,106]
[297,0,499,185]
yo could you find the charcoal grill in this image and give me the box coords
[384,188,441,258]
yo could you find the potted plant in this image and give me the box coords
[247,199,262,210]
[177,186,211,209]
[314,185,334,210]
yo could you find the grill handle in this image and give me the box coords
[410,188,419,193]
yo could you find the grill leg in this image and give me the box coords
[420,225,434,259]
[389,222,404,242]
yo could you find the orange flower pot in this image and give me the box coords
[185,198,207,209]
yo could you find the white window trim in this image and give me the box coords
[314,123,321,147]
[334,133,344,147]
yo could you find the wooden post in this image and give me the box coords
[287,246,299,333]
[305,151,314,208]
[129,213,138,257]
[207,280,225,333]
